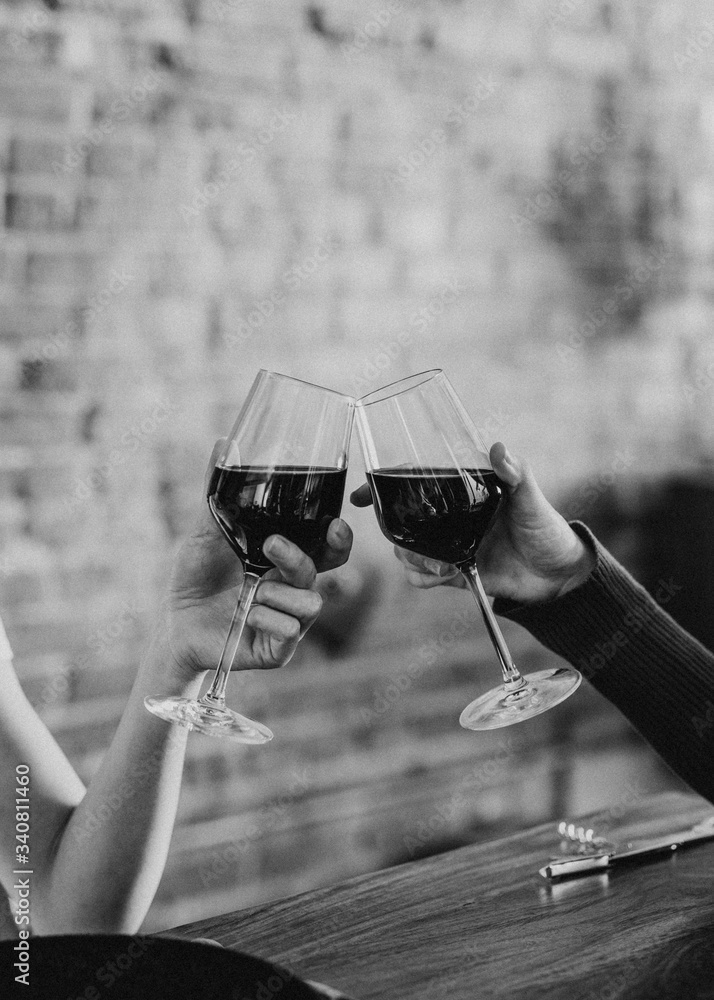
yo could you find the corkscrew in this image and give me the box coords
[541,814,714,879]
[556,821,614,853]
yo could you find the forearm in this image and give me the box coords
[494,522,714,804]
[0,659,86,909]
[39,637,203,934]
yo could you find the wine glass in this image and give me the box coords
[355,369,581,730]
[145,370,355,742]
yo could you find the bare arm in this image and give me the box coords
[0,646,87,933]
[1,443,353,934]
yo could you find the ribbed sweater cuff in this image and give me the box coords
[493,522,714,803]
[492,522,671,664]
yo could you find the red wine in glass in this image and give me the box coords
[144,370,354,743]
[356,370,581,730]
[366,467,503,567]
[208,465,347,575]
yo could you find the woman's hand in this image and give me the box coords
[350,442,594,605]
[156,441,353,680]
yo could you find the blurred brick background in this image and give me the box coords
[1,0,713,932]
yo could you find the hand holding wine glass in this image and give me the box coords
[354,370,583,730]
[146,371,355,742]
[351,441,596,605]
[155,439,353,682]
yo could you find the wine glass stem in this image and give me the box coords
[201,572,261,707]
[462,564,525,690]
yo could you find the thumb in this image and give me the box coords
[489,441,523,490]
[490,441,542,497]
[349,483,373,507]
[489,441,556,523]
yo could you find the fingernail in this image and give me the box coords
[266,536,288,558]
[333,519,349,542]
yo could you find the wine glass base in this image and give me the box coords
[144,695,273,744]
[459,667,582,731]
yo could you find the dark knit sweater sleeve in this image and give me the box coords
[492,522,714,805]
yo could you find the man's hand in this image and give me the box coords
[350,442,595,605]
[156,441,353,680]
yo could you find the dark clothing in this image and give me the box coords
[494,522,714,804]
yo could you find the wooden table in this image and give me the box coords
[168,792,714,999]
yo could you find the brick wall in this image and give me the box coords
[1,0,711,931]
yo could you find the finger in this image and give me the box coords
[263,535,317,589]
[489,441,532,491]
[246,604,301,645]
[255,580,323,631]
[403,567,455,589]
[403,566,465,590]
[315,518,353,572]
[393,545,457,578]
[404,567,442,588]
[489,441,554,521]
[349,483,373,507]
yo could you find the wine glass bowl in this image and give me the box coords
[207,465,347,575]
[364,466,504,567]
[145,371,355,743]
[356,370,503,566]
[356,370,581,730]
